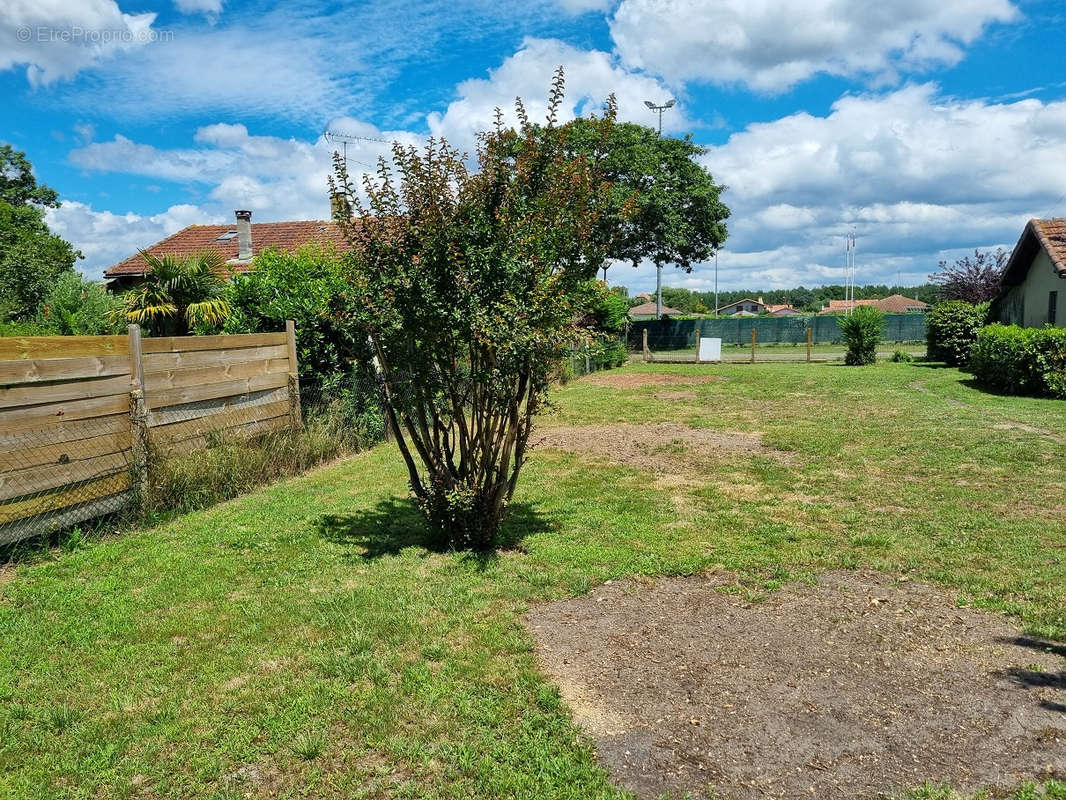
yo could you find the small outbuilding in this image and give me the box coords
[992,218,1066,327]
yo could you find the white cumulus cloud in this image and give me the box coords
[609,0,1019,92]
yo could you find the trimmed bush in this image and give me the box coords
[889,349,914,363]
[838,306,884,365]
[926,301,987,367]
[970,324,1066,398]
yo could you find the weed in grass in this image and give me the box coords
[291,730,326,761]
[41,704,80,732]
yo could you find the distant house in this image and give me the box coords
[716,297,768,316]
[819,299,879,314]
[991,218,1066,327]
[819,295,928,314]
[104,210,347,289]
[628,301,682,320]
[767,304,802,317]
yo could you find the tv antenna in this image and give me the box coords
[323,130,387,169]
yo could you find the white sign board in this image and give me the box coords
[698,337,722,362]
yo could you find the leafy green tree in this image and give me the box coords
[36,272,124,335]
[0,145,81,319]
[838,306,885,365]
[330,71,624,549]
[555,119,729,278]
[223,243,361,381]
[115,250,230,336]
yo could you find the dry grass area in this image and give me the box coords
[527,570,1066,800]
[532,422,793,473]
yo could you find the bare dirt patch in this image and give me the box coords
[527,570,1066,800]
[533,423,791,472]
[584,372,726,389]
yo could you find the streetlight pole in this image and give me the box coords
[714,252,719,318]
[644,98,675,318]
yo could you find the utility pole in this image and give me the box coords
[714,251,719,318]
[644,99,675,318]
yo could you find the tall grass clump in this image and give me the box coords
[838,306,885,366]
[146,377,384,516]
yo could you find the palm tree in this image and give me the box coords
[116,250,231,336]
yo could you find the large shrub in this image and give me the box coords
[838,306,884,365]
[329,72,624,549]
[223,243,360,382]
[970,324,1066,398]
[35,272,124,335]
[926,301,988,367]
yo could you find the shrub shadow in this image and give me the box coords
[313,497,552,567]
[996,636,1066,713]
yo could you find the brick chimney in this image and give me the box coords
[235,210,252,261]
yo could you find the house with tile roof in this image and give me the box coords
[628,301,682,319]
[991,218,1066,327]
[715,297,768,316]
[818,295,928,314]
[104,210,347,289]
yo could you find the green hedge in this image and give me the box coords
[970,324,1066,398]
[926,301,988,367]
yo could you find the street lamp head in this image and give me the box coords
[644,100,656,109]
[664,99,676,108]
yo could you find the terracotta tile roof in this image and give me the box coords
[766,304,796,313]
[629,301,682,316]
[822,298,878,312]
[1027,218,1066,276]
[104,220,348,278]
[874,294,929,313]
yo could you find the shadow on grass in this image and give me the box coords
[313,497,553,568]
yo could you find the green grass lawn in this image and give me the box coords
[2,361,1065,799]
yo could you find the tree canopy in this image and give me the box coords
[552,119,729,275]
[929,248,1007,304]
[0,145,80,319]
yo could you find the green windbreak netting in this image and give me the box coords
[628,314,927,350]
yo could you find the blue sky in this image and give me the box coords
[2,0,1065,293]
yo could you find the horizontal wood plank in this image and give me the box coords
[0,429,131,474]
[152,400,290,444]
[0,472,131,525]
[148,386,288,427]
[161,415,291,457]
[141,332,287,354]
[0,451,130,502]
[0,336,129,361]
[147,371,289,411]
[0,393,130,431]
[141,344,289,372]
[0,413,128,452]
[0,354,130,386]
[0,491,133,546]
[0,374,132,410]
[143,358,290,393]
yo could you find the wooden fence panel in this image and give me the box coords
[0,323,299,545]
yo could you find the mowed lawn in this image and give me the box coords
[1,362,1065,799]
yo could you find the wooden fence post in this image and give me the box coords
[642,328,650,362]
[750,327,757,364]
[806,327,812,363]
[127,324,149,502]
[285,320,302,430]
